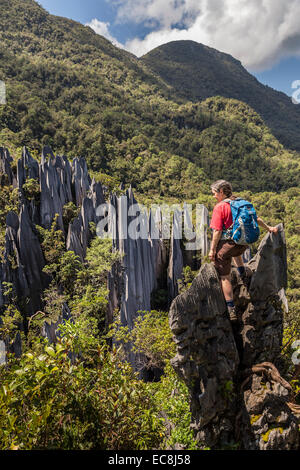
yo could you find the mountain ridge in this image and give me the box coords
[0,0,299,195]
[141,40,300,151]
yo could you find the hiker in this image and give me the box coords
[209,179,278,321]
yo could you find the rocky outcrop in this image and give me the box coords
[167,211,184,303]
[66,214,85,262]
[1,145,297,449]
[169,226,299,450]
[107,189,167,330]
[0,146,108,315]
[239,363,299,450]
[18,204,49,313]
[2,207,49,315]
[170,263,239,447]
[0,147,15,186]
[233,224,287,367]
[89,178,105,213]
[66,197,97,261]
[72,157,91,207]
[17,147,39,190]
[0,146,209,340]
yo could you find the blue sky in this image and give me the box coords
[39,0,300,97]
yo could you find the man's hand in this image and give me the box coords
[209,249,216,261]
[209,230,222,261]
[258,218,279,234]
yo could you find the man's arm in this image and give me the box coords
[257,217,278,234]
[209,230,222,261]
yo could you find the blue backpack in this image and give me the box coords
[222,198,260,245]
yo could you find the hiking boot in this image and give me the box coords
[228,307,238,322]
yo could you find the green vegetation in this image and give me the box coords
[1,0,300,196]
[107,310,176,371]
[0,0,299,451]
[142,40,300,152]
[0,168,299,451]
[0,305,200,450]
[0,320,164,450]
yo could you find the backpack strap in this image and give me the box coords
[221,199,233,240]
[224,197,242,203]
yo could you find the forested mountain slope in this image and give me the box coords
[0,0,299,195]
[0,1,299,451]
[142,40,300,152]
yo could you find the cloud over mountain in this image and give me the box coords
[100,0,300,71]
[85,18,125,50]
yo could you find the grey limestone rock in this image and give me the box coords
[17,204,49,313]
[240,367,299,450]
[39,151,64,232]
[1,206,48,315]
[167,210,183,304]
[110,188,170,331]
[169,225,299,449]
[89,178,105,213]
[168,205,209,305]
[2,211,29,301]
[0,147,14,186]
[232,224,287,367]
[80,197,96,255]
[17,147,39,190]
[61,156,73,204]
[169,263,239,447]
[66,197,97,261]
[66,214,85,262]
[72,157,91,207]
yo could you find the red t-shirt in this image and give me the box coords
[210,201,233,231]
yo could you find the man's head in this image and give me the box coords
[211,180,233,202]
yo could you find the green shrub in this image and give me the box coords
[0,319,164,450]
[150,363,201,450]
[62,202,80,229]
[108,310,176,370]
[70,238,121,327]
[22,178,40,202]
[107,310,201,449]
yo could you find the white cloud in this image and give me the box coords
[85,18,125,50]
[111,0,300,71]
[114,0,201,29]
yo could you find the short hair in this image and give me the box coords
[211,180,233,197]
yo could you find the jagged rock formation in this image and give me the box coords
[106,192,209,333]
[169,226,299,450]
[170,262,239,446]
[239,363,299,450]
[233,224,287,367]
[0,145,209,366]
[167,211,184,303]
[2,208,49,315]
[0,146,110,307]
[0,147,15,186]
[17,147,39,191]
